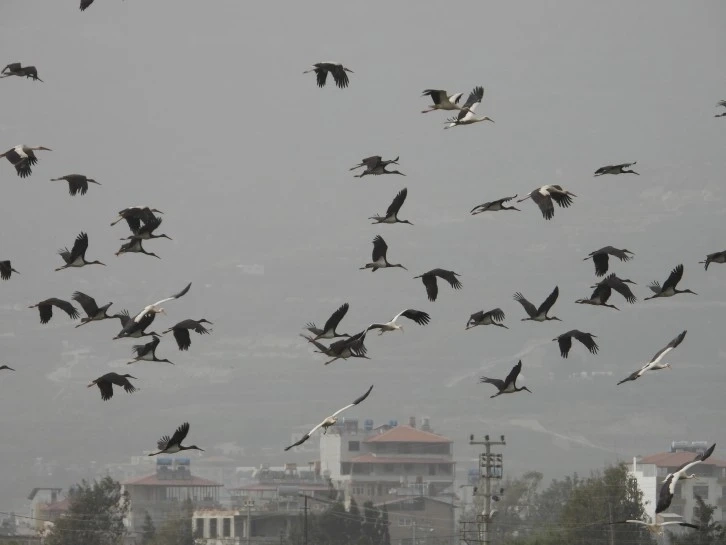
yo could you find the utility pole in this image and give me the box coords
[468,434,506,545]
[244,499,255,545]
[303,494,308,545]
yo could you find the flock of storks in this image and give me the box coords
[3,3,726,530]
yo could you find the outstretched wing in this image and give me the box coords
[322,303,349,334]
[166,422,191,447]
[386,188,408,217]
[661,264,684,292]
[69,232,89,262]
[538,286,559,315]
[479,376,504,390]
[557,334,573,358]
[649,330,687,364]
[502,360,523,389]
[592,253,609,276]
[421,274,438,302]
[72,291,99,316]
[371,235,388,262]
[331,384,374,417]
[434,269,462,290]
[486,308,506,322]
[49,298,80,319]
[151,282,192,307]
[456,86,484,121]
[393,309,431,326]
[573,331,599,354]
[513,292,537,318]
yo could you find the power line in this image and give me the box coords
[465,433,505,545]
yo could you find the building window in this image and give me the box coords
[223,518,231,538]
[195,518,204,537]
[693,485,709,500]
[429,465,437,476]
[209,518,218,538]
[348,441,360,451]
[341,462,351,475]
[353,486,365,496]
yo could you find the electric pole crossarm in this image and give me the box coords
[467,434,506,545]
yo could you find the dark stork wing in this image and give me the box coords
[350,384,374,406]
[342,331,368,356]
[656,474,675,513]
[141,215,163,235]
[322,303,349,334]
[166,422,191,448]
[456,86,484,121]
[678,523,700,530]
[80,0,95,10]
[610,248,633,262]
[192,322,211,335]
[386,188,408,217]
[132,341,151,357]
[68,177,88,196]
[371,235,388,262]
[479,377,505,390]
[156,434,172,451]
[398,309,431,326]
[37,302,53,324]
[594,166,610,175]
[124,215,142,234]
[285,433,311,451]
[592,253,609,277]
[591,283,612,303]
[487,308,506,322]
[513,292,537,318]
[468,311,484,325]
[422,89,445,105]
[331,65,350,88]
[530,190,554,220]
[573,331,599,354]
[421,274,438,302]
[607,276,637,303]
[72,291,99,317]
[118,377,136,394]
[661,264,684,292]
[15,158,32,178]
[537,286,559,315]
[649,330,687,363]
[549,190,574,209]
[361,156,383,170]
[98,381,114,401]
[502,360,523,389]
[50,298,80,320]
[169,282,192,301]
[315,66,328,87]
[557,334,573,358]
[173,328,192,351]
[0,262,11,280]
[434,269,462,290]
[69,232,89,262]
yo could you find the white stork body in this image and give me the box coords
[617,330,687,385]
[365,309,431,335]
[421,89,464,113]
[133,282,192,322]
[444,86,493,128]
[656,443,716,513]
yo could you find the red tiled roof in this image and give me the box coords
[364,425,451,444]
[639,452,726,468]
[230,483,330,491]
[121,474,223,487]
[351,455,452,464]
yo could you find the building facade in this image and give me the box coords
[378,496,457,545]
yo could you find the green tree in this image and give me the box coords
[671,495,725,545]
[141,512,155,545]
[44,476,128,545]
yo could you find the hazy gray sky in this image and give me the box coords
[1,0,726,512]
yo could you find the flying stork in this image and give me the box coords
[0,365,14,372]
[350,156,405,178]
[132,282,192,323]
[364,309,431,335]
[480,360,531,398]
[716,100,726,117]
[700,251,726,270]
[149,422,204,455]
[304,62,353,89]
[591,274,637,304]
[304,303,351,341]
[113,310,160,339]
[414,269,462,302]
[28,298,79,324]
[594,162,639,176]
[644,264,696,300]
[514,286,561,322]
[111,206,163,229]
[162,319,213,351]
[610,520,699,536]
[471,195,520,215]
[656,443,716,513]
[127,336,174,365]
[115,238,161,259]
[285,385,373,451]
[72,291,114,327]
[301,331,369,366]
[50,175,100,196]
[444,86,494,128]
[0,260,19,281]
[552,330,598,358]
[420,89,464,113]
[0,145,51,178]
[575,283,620,311]
[360,236,407,271]
[120,215,172,241]
[466,308,508,330]
[617,330,687,385]
[87,372,137,401]
[584,246,634,277]
[0,63,43,82]
[517,185,576,220]
[369,188,412,225]
[55,232,106,271]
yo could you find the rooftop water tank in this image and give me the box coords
[364,419,374,431]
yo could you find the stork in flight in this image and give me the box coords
[594,162,639,176]
[301,331,369,366]
[115,238,161,259]
[360,236,407,272]
[466,308,507,330]
[610,519,699,536]
[365,309,431,335]
[617,330,687,385]
[133,282,192,322]
[72,291,114,327]
[514,286,561,322]
[113,310,160,339]
[716,100,726,117]
[1,145,51,178]
[149,422,203,455]
[591,274,637,304]
[369,188,413,225]
[553,330,598,358]
[656,443,716,513]
[88,373,137,401]
[1,63,43,82]
[420,89,464,113]
[111,206,163,229]
[0,260,19,281]
[699,250,726,270]
[414,269,462,302]
[480,361,531,398]
[471,195,520,215]
[0,365,14,372]
[29,298,80,324]
[120,215,172,241]
[444,86,494,128]
[50,175,100,196]
[284,385,373,450]
[163,319,213,351]
[645,264,696,300]
[55,232,106,271]
[517,185,576,220]
[351,156,405,178]
[127,336,174,365]
[575,283,620,311]
[584,246,634,277]
[304,62,353,89]
[304,303,351,341]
